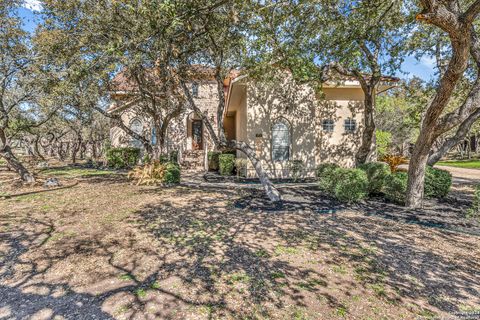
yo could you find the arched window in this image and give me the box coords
[272,119,290,161]
[129,118,143,147]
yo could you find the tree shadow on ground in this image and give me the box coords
[1,181,479,319]
[234,187,480,314]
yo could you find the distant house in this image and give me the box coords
[108,66,397,177]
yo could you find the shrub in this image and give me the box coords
[380,154,407,173]
[235,158,248,177]
[128,161,180,185]
[358,162,391,195]
[219,154,235,176]
[424,166,452,198]
[164,162,181,184]
[316,163,339,178]
[170,150,179,163]
[107,147,141,169]
[288,160,305,181]
[208,151,221,171]
[383,172,408,205]
[467,184,480,219]
[316,163,340,191]
[332,168,369,203]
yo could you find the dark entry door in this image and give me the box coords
[192,120,203,150]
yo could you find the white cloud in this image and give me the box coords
[420,55,436,69]
[23,0,42,12]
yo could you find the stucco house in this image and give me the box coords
[108,66,397,177]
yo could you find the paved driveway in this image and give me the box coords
[435,165,480,186]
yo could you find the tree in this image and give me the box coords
[39,0,282,202]
[248,0,409,165]
[406,0,480,208]
[376,77,431,155]
[0,0,37,182]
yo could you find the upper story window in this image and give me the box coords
[322,119,335,132]
[192,82,199,98]
[344,118,356,133]
[272,119,291,161]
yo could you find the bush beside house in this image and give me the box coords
[383,172,408,204]
[316,162,452,205]
[219,154,235,176]
[332,168,369,202]
[317,164,368,203]
[358,162,390,195]
[107,147,141,169]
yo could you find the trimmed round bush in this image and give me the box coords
[164,162,181,184]
[383,172,408,205]
[316,163,340,178]
[219,154,235,176]
[333,168,369,203]
[425,166,452,198]
[358,162,391,195]
[317,163,340,192]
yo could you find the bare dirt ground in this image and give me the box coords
[0,165,479,320]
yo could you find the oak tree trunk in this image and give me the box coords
[0,145,35,183]
[356,87,376,165]
[428,108,480,165]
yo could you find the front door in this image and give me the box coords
[192,120,203,150]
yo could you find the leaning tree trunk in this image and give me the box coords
[0,145,35,183]
[33,135,45,160]
[230,140,281,202]
[428,107,480,165]
[355,86,376,165]
[405,0,478,208]
[180,79,282,203]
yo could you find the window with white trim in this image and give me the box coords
[272,119,290,161]
[344,118,356,133]
[130,118,143,147]
[322,119,335,132]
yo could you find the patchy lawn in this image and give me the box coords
[437,159,480,169]
[0,166,479,319]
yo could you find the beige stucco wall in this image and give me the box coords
[229,78,365,178]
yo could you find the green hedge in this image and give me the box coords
[164,162,181,184]
[219,154,235,176]
[383,172,408,205]
[208,151,221,171]
[316,163,340,192]
[425,166,452,198]
[333,168,369,203]
[317,165,368,203]
[382,168,452,205]
[106,147,141,169]
[358,162,391,195]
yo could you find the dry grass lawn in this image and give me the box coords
[0,165,479,319]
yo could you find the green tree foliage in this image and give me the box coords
[249,0,411,165]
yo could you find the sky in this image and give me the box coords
[17,2,437,82]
